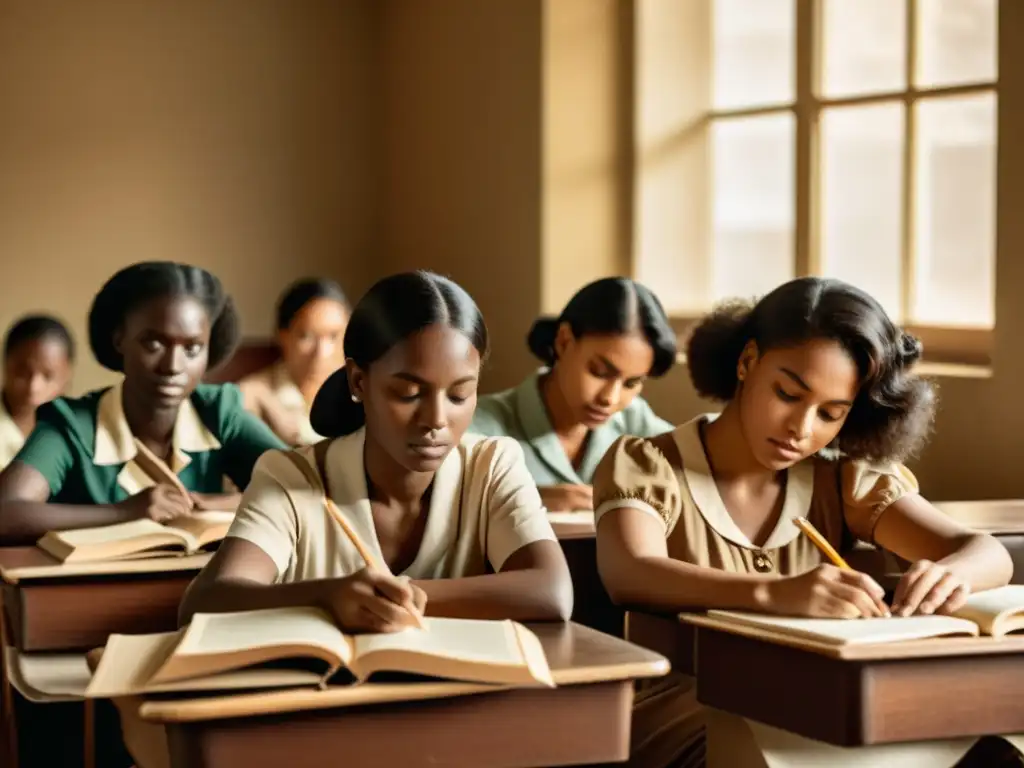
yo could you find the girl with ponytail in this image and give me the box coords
[182,270,573,628]
[592,277,1013,768]
[472,277,677,512]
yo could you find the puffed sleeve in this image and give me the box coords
[593,436,683,537]
[840,460,920,543]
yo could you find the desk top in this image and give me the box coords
[935,499,1024,535]
[0,546,212,583]
[140,621,668,724]
[548,511,595,540]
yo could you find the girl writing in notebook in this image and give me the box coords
[0,314,75,470]
[593,277,1013,768]
[181,269,574,629]
[472,277,676,511]
[239,277,350,446]
[0,262,286,545]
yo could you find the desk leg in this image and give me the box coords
[83,699,95,768]
[0,595,16,768]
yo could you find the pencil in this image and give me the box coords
[323,497,426,630]
[132,439,192,503]
[793,516,851,570]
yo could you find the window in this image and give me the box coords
[635,0,997,364]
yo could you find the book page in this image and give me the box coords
[166,511,235,549]
[953,585,1024,636]
[352,618,521,665]
[705,610,980,646]
[50,519,173,547]
[177,607,351,661]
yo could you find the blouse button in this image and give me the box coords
[752,550,774,573]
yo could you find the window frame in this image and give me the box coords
[657,0,997,367]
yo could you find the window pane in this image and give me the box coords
[912,94,996,327]
[917,0,997,88]
[820,104,904,318]
[820,0,906,98]
[713,0,794,110]
[711,114,795,301]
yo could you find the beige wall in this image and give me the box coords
[376,0,543,391]
[2,1,1019,501]
[0,0,375,392]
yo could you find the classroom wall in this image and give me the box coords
[375,0,1024,502]
[0,0,376,393]
[376,0,544,391]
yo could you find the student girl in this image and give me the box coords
[593,277,1014,768]
[0,314,75,470]
[181,269,572,622]
[472,277,676,512]
[240,278,350,446]
[0,262,286,546]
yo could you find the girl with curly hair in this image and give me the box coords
[593,277,1013,767]
[0,261,286,546]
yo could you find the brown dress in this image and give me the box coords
[593,415,926,768]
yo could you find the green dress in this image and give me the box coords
[471,371,672,486]
[13,381,285,502]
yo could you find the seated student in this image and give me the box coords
[472,277,676,512]
[239,278,349,446]
[110,271,574,768]
[0,314,75,470]
[593,277,1015,768]
[0,261,286,546]
[182,269,572,622]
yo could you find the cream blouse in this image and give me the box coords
[226,428,558,583]
[593,415,919,574]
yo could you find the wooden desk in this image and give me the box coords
[628,611,1024,747]
[934,500,1024,584]
[140,622,668,768]
[0,548,209,652]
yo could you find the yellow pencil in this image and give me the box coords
[793,516,851,570]
[323,497,426,630]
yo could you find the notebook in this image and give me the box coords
[690,585,1024,649]
[36,512,234,563]
[85,606,554,697]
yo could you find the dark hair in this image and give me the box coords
[686,276,936,462]
[88,261,240,373]
[3,315,75,362]
[527,278,677,377]
[275,278,349,331]
[310,271,489,438]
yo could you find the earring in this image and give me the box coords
[351,394,361,403]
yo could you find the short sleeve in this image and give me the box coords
[226,450,301,578]
[478,438,558,571]
[213,384,288,489]
[12,409,76,497]
[622,397,674,439]
[593,435,682,536]
[840,460,920,543]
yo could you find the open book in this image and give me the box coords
[691,585,1024,649]
[37,511,235,563]
[86,606,554,697]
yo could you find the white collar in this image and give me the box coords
[93,381,222,494]
[325,428,466,577]
[674,415,813,550]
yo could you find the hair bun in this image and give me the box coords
[897,332,923,366]
[526,317,559,365]
[309,367,365,438]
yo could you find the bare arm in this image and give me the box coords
[596,508,772,612]
[874,495,1013,606]
[413,540,574,622]
[0,462,133,545]
[179,537,331,625]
